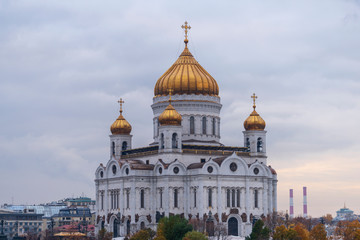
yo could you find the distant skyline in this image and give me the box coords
[1,0,360,217]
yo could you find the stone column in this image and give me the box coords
[245,179,250,222]
[263,180,268,216]
[130,182,136,223]
[198,182,204,218]
[268,179,273,213]
[273,181,277,212]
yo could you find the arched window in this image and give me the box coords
[112,142,115,155]
[190,116,195,134]
[212,118,216,135]
[246,138,250,148]
[122,141,127,151]
[160,133,164,149]
[172,133,178,148]
[227,189,231,207]
[140,189,145,208]
[174,189,178,208]
[140,222,145,230]
[232,189,236,207]
[208,188,212,208]
[236,189,240,207]
[257,138,263,152]
[254,189,258,208]
[202,117,207,134]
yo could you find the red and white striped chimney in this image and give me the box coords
[303,186,308,218]
[289,189,294,218]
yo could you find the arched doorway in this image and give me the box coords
[228,217,238,236]
[113,218,120,237]
[126,220,131,235]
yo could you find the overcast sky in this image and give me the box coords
[1,0,359,217]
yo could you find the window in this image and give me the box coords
[232,189,235,207]
[172,133,178,148]
[246,138,250,148]
[100,191,104,210]
[202,117,207,134]
[159,189,163,208]
[122,141,127,151]
[194,189,197,208]
[140,222,145,230]
[190,116,195,134]
[254,189,258,208]
[126,190,130,208]
[112,165,117,174]
[208,188,212,208]
[212,118,216,135]
[160,133,164,149]
[140,189,145,209]
[257,138,263,152]
[174,189,178,208]
[112,142,115,155]
[227,189,231,207]
[236,189,240,207]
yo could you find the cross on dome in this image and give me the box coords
[181,21,191,45]
[251,93,258,110]
[118,98,125,114]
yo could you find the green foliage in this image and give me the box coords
[130,228,155,240]
[97,228,113,240]
[157,215,193,240]
[246,220,270,240]
[183,230,208,240]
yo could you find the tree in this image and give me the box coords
[309,223,327,240]
[130,228,155,240]
[183,230,208,240]
[335,220,360,240]
[273,225,288,240]
[246,220,270,240]
[97,228,113,240]
[293,224,309,240]
[155,215,193,240]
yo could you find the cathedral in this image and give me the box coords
[95,22,277,238]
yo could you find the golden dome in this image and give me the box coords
[158,93,182,126]
[110,99,132,135]
[244,94,266,131]
[154,22,219,97]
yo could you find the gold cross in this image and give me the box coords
[118,98,124,113]
[168,88,173,103]
[181,21,191,44]
[251,93,257,109]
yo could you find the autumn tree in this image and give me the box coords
[309,223,327,240]
[183,230,208,240]
[246,220,270,240]
[97,228,113,240]
[130,228,156,240]
[293,224,309,240]
[335,220,360,240]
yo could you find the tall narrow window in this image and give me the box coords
[236,189,240,207]
[190,116,195,134]
[112,142,115,155]
[117,190,119,209]
[208,188,212,208]
[257,138,263,152]
[232,189,235,207]
[254,189,258,208]
[110,191,113,209]
[212,118,216,135]
[172,133,178,148]
[101,191,104,210]
[122,141,127,151]
[194,189,197,208]
[227,189,230,207]
[159,189,163,209]
[202,117,207,134]
[246,138,250,148]
[160,133,164,149]
[174,189,178,208]
[140,189,145,208]
[126,190,130,209]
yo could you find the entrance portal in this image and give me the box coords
[228,217,238,236]
[113,218,120,237]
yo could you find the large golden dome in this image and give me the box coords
[110,99,132,135]
[244,94,266,131]
[158,94,182,126]
[154,23,219,96]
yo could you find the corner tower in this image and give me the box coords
[152,22,222,146]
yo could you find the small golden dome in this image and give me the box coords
[158,92,182,126]
[154,22,219,97]
[110,98,132,135]
[244,94,266,131]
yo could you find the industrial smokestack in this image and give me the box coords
[290,189,294,219]
[303,186,308,218]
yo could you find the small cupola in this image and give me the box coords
[158,90,182,126]
[244,93,266,131]
[110,98,132,135]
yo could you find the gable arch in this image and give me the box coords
[95,165,105,179]
[249,162,268,177]
[221,153,249,175]
[202,160,220,174]
[168,161,187,175]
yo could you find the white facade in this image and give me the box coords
[95,42,277,238]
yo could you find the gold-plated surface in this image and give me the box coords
[158,91,182,126]
[154,22,219,97]
[243,93,266,131]
[110,98,132,135]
